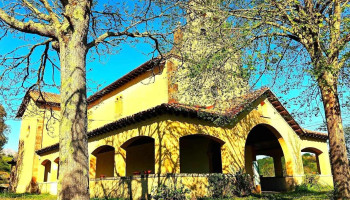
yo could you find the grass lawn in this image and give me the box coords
[0,190,332,199]
[235,191,331,199]
[0,193,56,200]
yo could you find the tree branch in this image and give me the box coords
[21,0,51,22]
[0,8,56,38]
[87,31,162,51]
[39,0,61,26]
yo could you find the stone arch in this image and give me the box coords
[244,123,294,191]
[179,134,224,173]
[90,145,115,178]
[41,159,51,182]
[121,136,155,176]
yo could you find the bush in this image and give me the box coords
[207,171,254,198]
[208,174,231,198]
[151,184,190,200]
[230,170,254,197]
[295,175,331,192]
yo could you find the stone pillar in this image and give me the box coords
[244,145,255,176]
[273,156,283,177]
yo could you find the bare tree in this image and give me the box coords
[0,1,181,199]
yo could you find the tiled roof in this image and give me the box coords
[16,91,60,117]
[35,88,328,155]
[302,129,328,139]
[29,91,60,105]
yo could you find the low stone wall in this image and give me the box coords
[38,182,57,195]
[37,174,334,198]
[90,174,210,199]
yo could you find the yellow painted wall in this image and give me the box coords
[27,63,170,150]
[87,65,169,130]
[33,95,333,197]
[13,100,45,193]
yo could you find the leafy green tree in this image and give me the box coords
[302,153,319,175]
[345,127,350,162]
[0,105,7,151]
[257,157,275,177]
[186,0,350,198]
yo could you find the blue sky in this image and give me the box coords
[2,35,155,150]
[1,2,349,151]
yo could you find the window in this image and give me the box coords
[115,95,123,118]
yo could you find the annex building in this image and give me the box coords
[10,55,333,199]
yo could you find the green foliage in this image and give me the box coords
[231,170,254,197]
[257,157,274,177]
[0,105,7,151]
[151,184,190,200]
[345,127,350,161]
[207,171,254,198]
[302,154,319,175]
[0,155,11,172]
[295,175,320,192]
[257,154,319,177]
[0,193,56,199]
[208,174,231,198]
[0,155,12,184]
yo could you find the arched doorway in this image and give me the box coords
[301,147,322,175]
[245,124,287,191]
[121,136,155,176]
[91,145,115,178]
[180,134,224,173]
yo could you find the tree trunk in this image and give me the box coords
[318,72,350,199]
[57,36,89,199]
[56,2,90,198]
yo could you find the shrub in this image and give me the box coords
[295,175,331,192]
[151,184,190,200]
[230,170,254,197]
[207,171,254,198]
[208,173,231,198]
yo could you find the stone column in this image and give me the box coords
[273,156,283,177]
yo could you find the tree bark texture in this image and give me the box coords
[318,72,350,199]
[57,1,91,199]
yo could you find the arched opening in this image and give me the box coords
[301,147,322,175]
[256,155,275,177]
[121,136,155,176]
[54,157,59,180]
[245,124,287,191]
[180,134,224,173]
[41,159,51,182]
[91,145,115,178]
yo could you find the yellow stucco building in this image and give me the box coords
[10,55,333,199]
